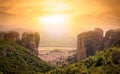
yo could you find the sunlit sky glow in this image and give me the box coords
[38,14,68,38]
[0,0,120,46]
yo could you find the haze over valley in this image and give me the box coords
[0,0,120,74]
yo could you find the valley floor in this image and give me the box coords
[38,47,76,66]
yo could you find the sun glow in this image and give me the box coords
[37,1,71,38]
[39,14,66,25]
[38,14,68,38]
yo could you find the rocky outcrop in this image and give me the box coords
[0,31,40,56]
[0,31,20,43]
[4,31,20,43]
[104,29,120,48]
[77,28,120,61]
[21,32,40,56]
[77,28,103,60]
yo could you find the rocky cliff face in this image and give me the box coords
[104,29,120,49]
[0,31,20,43]
[0,31,40,56]
[21,32,40,56]
[77,28,120,60]
[4,31,20,43]
[77,28,104,60]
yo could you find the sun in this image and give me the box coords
[39,14,66,25]
[38,14,68,38]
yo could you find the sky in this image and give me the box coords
[0,0,120,46]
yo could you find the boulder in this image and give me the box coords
[77,28,103,60]
[104,29,120,48]
[21,32,40,56]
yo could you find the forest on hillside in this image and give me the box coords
[0,40,120,74]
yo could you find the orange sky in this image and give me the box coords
[0,0,120,46]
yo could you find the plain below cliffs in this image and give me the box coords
[0,31,40,56]
[77,28,120,60]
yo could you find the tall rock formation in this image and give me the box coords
[0,31,20,43]
[0,31,40,56]
[104,29,120,48]
[77,28,103,60]
[21,32,40,56]
[5,31,20,43]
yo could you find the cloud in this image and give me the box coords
[0,0,120,46]
[0,0,120,26]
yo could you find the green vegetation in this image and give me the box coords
[0,40,54,74]
[0,40,120,74]
[48,47,120,74]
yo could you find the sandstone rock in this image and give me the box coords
[21,32,40,56]
[4,31,20,43]
[77,28,103,60]
[0,31,40,57]
[104,29,120,48]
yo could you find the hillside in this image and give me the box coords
[48,47,120,74]
[0,40,54,74]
